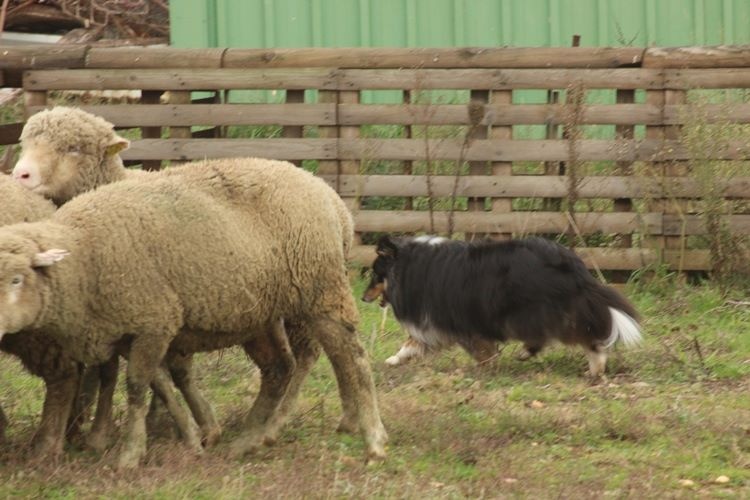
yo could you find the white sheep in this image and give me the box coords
[0,158,387,469]
[13,106,363,448]
[0,173,204,457]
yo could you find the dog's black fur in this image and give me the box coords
[364,235,642,373]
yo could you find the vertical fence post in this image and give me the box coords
[491,89,513,241]
[466,89,489,240]
[141,90,164,171]
[166,91,191,167]
[613,88,636,281]
[23,90,46,118]
[403,90,414,211]
[339,90,362,246]
[283,89,306,167]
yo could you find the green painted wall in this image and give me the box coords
[171,0,750,49]
[169,0,750,121]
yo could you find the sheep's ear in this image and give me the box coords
[105,134,130,156]
[376,235,398,258]
[32,249,70,268]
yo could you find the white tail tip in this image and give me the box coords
[606,307,643,349]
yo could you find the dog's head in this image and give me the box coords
[362,235,399,306]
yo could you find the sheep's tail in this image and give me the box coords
[604,307,643,349]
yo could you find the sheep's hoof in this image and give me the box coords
[116,442,146,471]
[227,433,263,459]
[201,425,222,448]
[336,415,358,435]
[86,430,111,454]
[364,424,388,463]
[29,438,63,461]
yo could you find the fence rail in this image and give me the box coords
[4,45,750,275]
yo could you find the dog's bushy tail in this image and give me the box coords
[574,279,642,349]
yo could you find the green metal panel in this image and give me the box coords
[171,0,750,49]
[169,0,750,108]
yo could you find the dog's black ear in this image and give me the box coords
[376,235,399,258]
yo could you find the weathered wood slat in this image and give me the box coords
[349,211,750,236]
[0,123,23,146]
[26,104,336,127]
[24,68,340,91]
[348,244,709,270]
[86,47,226,69]
[24,102,750,128]
[643,46,750,69]
[121,138,338,161]
[337,138,750,162]
[352,211,662,234]
[336,69,663,90]
[0,45,88,69]
[664,69,750,89]
[223,47,645,69]
[23,68,663,91]
[319,174,750,199]
[119,138,750,162]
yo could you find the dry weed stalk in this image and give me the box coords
[563,81,586,248]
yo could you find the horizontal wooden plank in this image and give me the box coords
[27,104,336,127]
[319,175,750,199]
[643,46,750,69]
[24,69,340,91]
[24,68,664,91]
[0,45,88,69]
[121,138,338,161]
[27,67,750,92]
[86,47,226,69]
[340,103,666,126]
[119,138,750,162]
[352,210,662,234]
[337,138,750,162]
[664,68,750,89]
[26,102,750,129]
[336,69,663,90]
[223,47,645,69]
[349,244,710,271]
[662,214,750,235]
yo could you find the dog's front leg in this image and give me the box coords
[385,337,427,366]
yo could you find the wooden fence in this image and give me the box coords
[3,45,750,274]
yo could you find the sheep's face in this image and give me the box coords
[0,240,68,342]
[13,133,129,204]
[13,137,80,202]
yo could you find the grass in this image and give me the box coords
[0,278,748,499]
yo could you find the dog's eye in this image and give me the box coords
[10,275,23,286]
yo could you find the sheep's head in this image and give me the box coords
[13,107,129,205]
[0,233,68,342]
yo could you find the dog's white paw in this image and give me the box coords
[385,355,401,366]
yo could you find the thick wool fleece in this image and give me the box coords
[0,175,55,224]
[0,158,385,464]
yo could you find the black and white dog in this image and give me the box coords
[362,235,642,376]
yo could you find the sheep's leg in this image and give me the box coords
[31,370,80,459]
[229,319,295,457]
[149,367,203,453]
[252,324,323,445]
[0,405,7,445]
[310,312,387,462]
[167,352,221,447]
[86,355,119,453]
[117,336,170,470]
[65,363,95,445]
